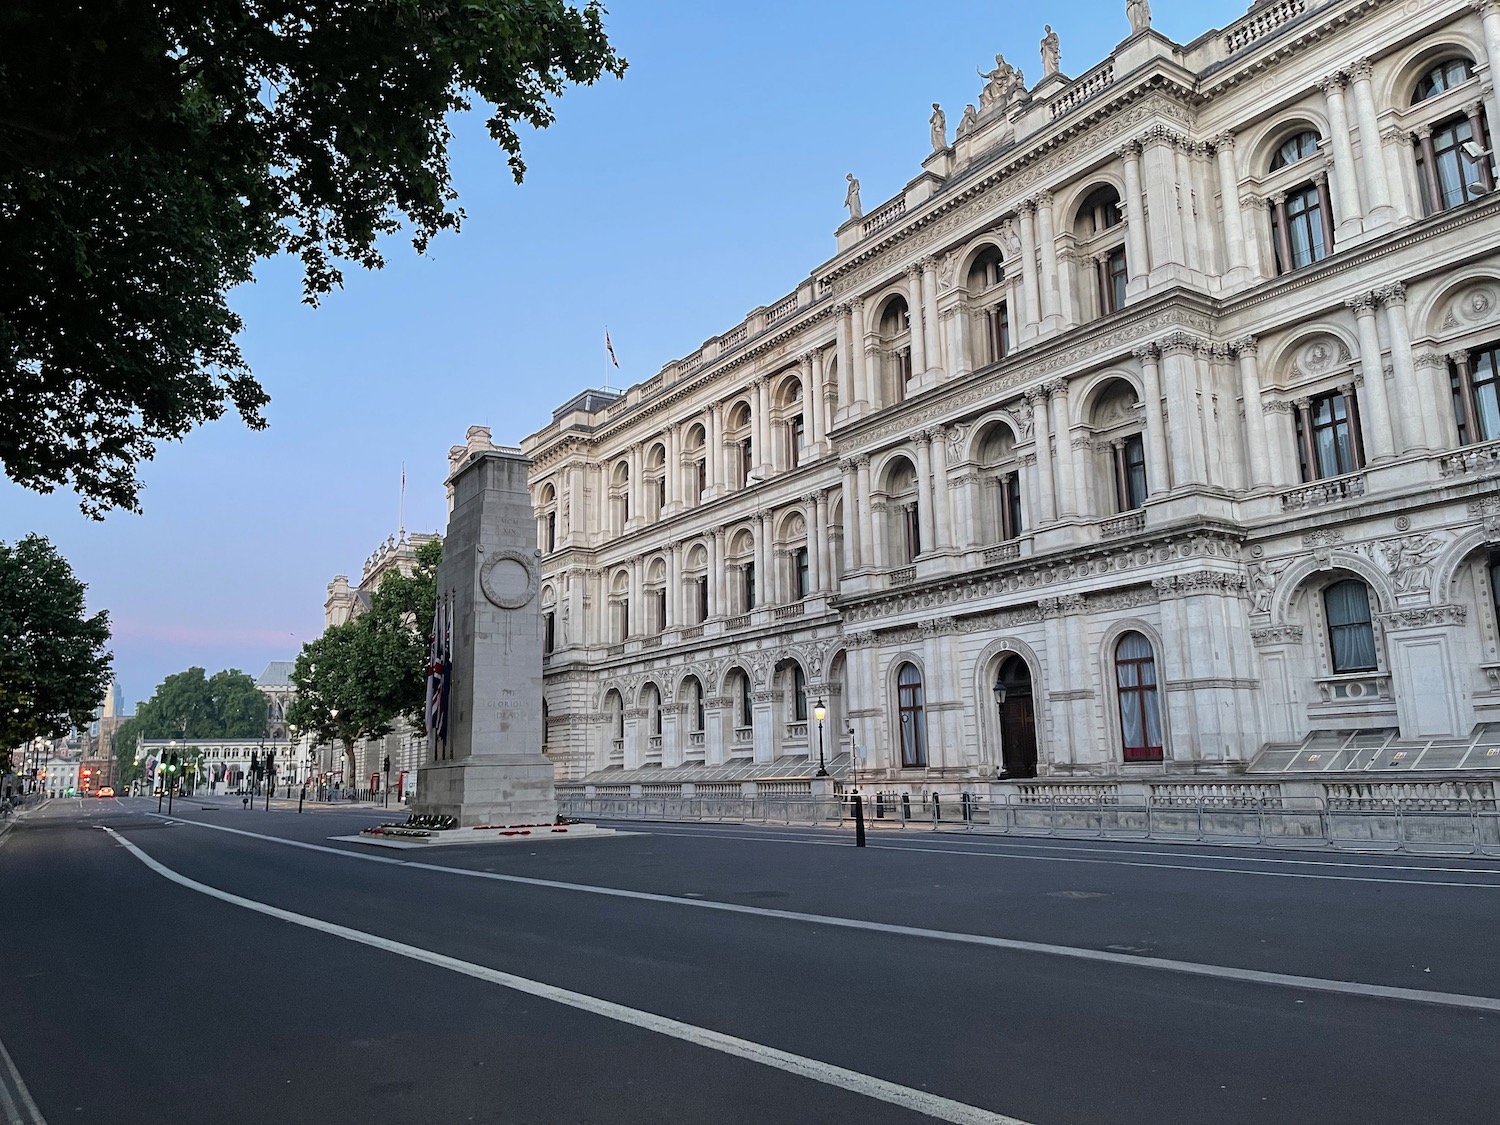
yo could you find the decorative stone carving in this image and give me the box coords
[957,103,979,139]
[1013,399,1035,440]
[1302,529,1343,546]
[930,103,947,151]
[1379,605,1469,629]
[1251,625,1304,647]
[1127,0,1151,35]
[1247,559,1289,616]
[946,423,968,465]
[1379,534,1444,595]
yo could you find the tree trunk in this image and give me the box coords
[343,741,357,790]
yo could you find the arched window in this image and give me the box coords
[1413,58,1474,104]
[1075,186,1128,316]
[1269,130,1320,170]
[895,663,928,768]
[967,247,1009,365]
[878,296,914,399]
[1115,633,1163,762]
[737,671,754,727]
[642,684,662,737]
[791,666,808,722]
[884,458,922,564]
[1324,580,1378,673]
[1089,380,1149,513]
[975,423,1024,542]
[683,676,704,733]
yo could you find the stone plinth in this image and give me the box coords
[414,438,557,827]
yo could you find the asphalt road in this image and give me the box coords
[2,795,1497,1125]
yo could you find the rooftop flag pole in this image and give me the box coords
[605,326,620,392]
[398,462,406,540]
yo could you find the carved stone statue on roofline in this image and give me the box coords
[929,103,946,151]
[1127,0,1151,35]
[1041,25,1060,77]
[844,173,862,220]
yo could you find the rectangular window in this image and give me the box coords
[1002,472,1024,539]
[656,477,666,510]
[543,612,555,654]
[1454,345,1500,444]
[1296,390,1361,481]
[1103,248,1128,314]
[743,563,756,611]
[545,511,556,553]
[902,503,921,563]
[1282,185,1327,270]
[695,458,707,499]
[897,348,913,386]
[696,575,709,623]
[739,676,753,726]
[654,589,666,635]
[985,303,1010,364]
[1325,581,1378,673]
[1113,435,1148,511]
[789,415,805,468]
[1419,116,1483,214]
[793,668,808,722]
[739,438,754,486]
[795,546,810,599]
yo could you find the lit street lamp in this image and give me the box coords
[813,698,828,778]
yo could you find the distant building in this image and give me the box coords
[255,661,296,739]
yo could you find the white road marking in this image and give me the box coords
[625,823,1500,876]
[605,824,1500,888]
[104,828,1032,1125]
[0,1035,47,1125]
[139,814,1500,1014]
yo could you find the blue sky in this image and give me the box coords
[0,0,1247,711]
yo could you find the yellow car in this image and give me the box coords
[97,787,116,798]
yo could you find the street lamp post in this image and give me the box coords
[992,680,1008,779]
[813,699,828,778]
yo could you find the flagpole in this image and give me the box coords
[398,462,406,540]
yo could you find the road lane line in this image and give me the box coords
[135,815,1500,1013]
[615,823,1500,876]
[0,1035,47,1125]
[589,823,1500,888]
[104,828,1032,1125]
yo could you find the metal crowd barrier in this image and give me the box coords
[557,793,1500,856]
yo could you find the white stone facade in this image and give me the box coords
[521,0,1500,793]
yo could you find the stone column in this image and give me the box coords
[840,459,861,571]
[1469,101,1497,192]
[798,351,819,459]
[752,377,771,475]
[1452,348,1483,444]
[1030,387,1057,522]
[913,431,936,554]
[1213,134,1249,279]
[1416,352,1461,449]
[1056,245,1079,327]
[1230,337,1273,488]
[920,256,942,377]
[1349,59,1396,226]
[1346,293,1396,462]
[906,267,928,379]
[755,511,773,604]
[1379,125,1414,222]
[1018,200,1042,339]
[1261,401,1299,488]
[668,543,682,629]
[1376,282,1433,452]
[856,456,875,570]
[1190,142,1221,277]
[1319,71,1365,239]
[955,472,979,548]
[1034,192,1063,332]
[709,529,724,618]
[860,297,881,408]
[1049,381,1078,517]
[1141,127,1187,283]
[664,424,680,512]
[1132,344,1172,494]
[814,489,832,592]
[1160,334,1207,485]
[1476,0,1500,138]
[627,443,642,528]
[852,297,872,410]
[629,555,643,637]
[835,302,856,416]
[1173,142,1203,274]
[949,300,975,378]
[808,349,829,447]
[706,402,723,497]
[929,429,954,550]
[1119,141,1151,294]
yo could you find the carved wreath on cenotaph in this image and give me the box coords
[479,547,540,610]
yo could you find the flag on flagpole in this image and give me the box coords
[605,327,620,368]
[425,592,448,744]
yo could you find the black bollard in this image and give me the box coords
[242,796,249,810]
[962,791,972,823]
[875,792,885,820]
[932,792,941,822]
[854,793,866,847]
[298,786,305,814]
[901,792,911,822]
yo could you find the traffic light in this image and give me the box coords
[265,750,276,779]
[383,756,391,774]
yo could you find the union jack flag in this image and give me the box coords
[425,593,451,744]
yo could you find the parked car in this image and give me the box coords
[97,787,115,798]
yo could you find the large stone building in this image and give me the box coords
[516,0,1500,801]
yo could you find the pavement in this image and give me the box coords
[1,796,1496,1124]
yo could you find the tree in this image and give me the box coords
[1,2,626,516]
[287,623,391,784]
[0,535,113,772]
[287,539,442,781]
[112,666,270,782]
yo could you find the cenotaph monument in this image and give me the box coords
[413,430,557,826]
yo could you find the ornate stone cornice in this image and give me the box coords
[1379,605,1468,629]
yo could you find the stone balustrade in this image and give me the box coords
[1223,0,1309,54]
[1279,471,1366,511]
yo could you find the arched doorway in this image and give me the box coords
[995,655,1037,778]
